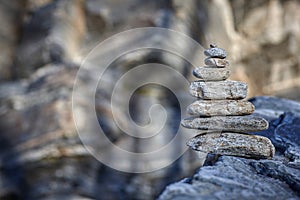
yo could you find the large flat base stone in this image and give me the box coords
[187,132,275,159]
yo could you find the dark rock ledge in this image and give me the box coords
[158,96,300,200]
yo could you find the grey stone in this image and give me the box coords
[159,97,300,200]
[15,0,86,78]
[0,62,200,199]
[249,159,300,193]
[187,132,275,159]
[0,0,23,81]
[192,67,230,81]
[250,96,300,165]
[250,96,300,115]
[181,115,269,132]
[204,58,229,67]
[158,156,300,200]
[204,47,227,58]
[187,100,254,116]
[189,80,248,100]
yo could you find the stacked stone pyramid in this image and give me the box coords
[181,44,275,159]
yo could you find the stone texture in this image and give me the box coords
[249,96,300,166]
[189,80,248,99]
[187,132,275,159]
[181,115,268,132]
[187,45,272,161]
[206,0,300,98]
[15,0,86,78]
[187,100,254,116]
[250,96,300,114]
[0,0,23,80]
[0,1,210,198]
[204,58,229,67]
[1,0,300,198]
[192,67,230,81]
[204,47,227,58]
[0,62,201,199]
[159,96,300,200]
[158,157,300,200]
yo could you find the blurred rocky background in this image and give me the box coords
[0,0,299,199]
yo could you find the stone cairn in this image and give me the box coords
[181,44,275,159]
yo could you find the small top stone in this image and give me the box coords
[204,46,227,59]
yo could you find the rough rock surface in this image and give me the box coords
[15,0,86,78]
[158,156,300,200]
[0,0,299,199]
[187,132,275,159]
[249,96,300,166]
[1,0,300,99]
[181,115,268,132]
[189,80,247,99]
[204,47,227,58]
[204,58,229,67]
[0,0,23,80]
[0,62,201,199]
[0,1,209,199]
[192,67,230,81]
[187,100,254,116]
[207,0,300,98]
[159,96,300,200]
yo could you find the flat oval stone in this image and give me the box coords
[204,47,227,58]
[187,100,255,116]
[187,132,275,159]
[204,58,229,67]
[181,115,269,132]
[193,67,230,81]
[189,80,247,100]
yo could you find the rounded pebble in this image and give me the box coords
[204,48,227,58]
